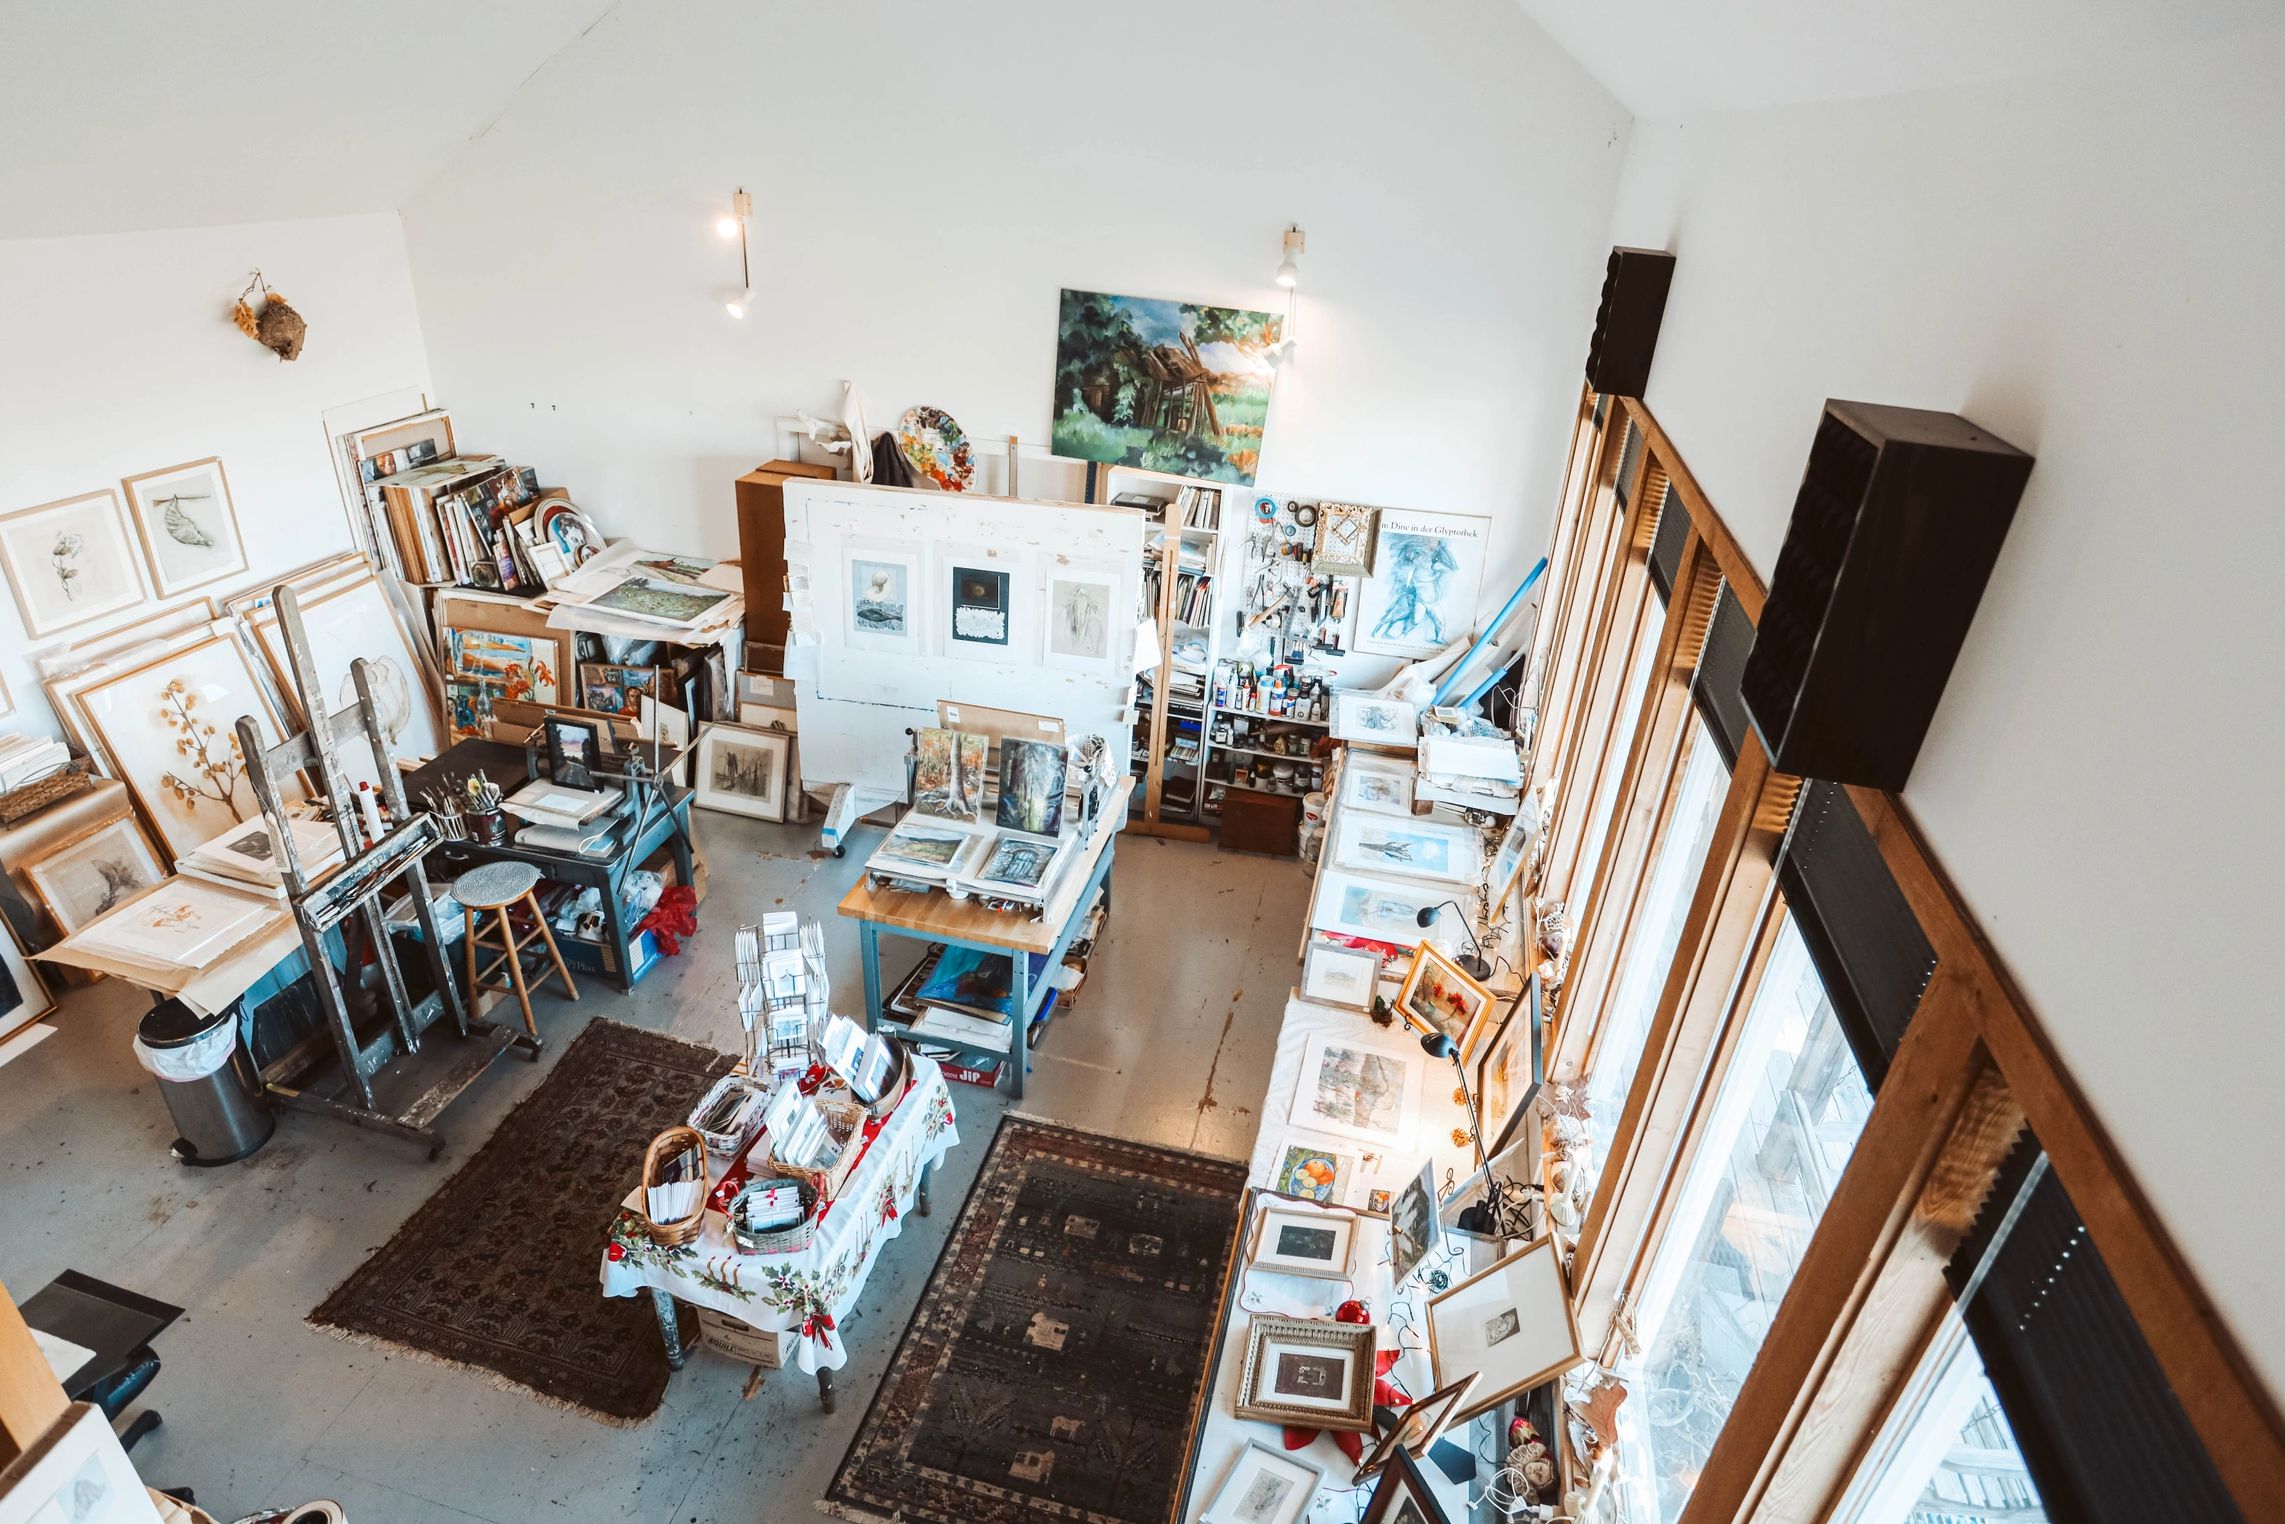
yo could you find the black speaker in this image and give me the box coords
[1584,246,1676,397]
[1741,401,2033,790]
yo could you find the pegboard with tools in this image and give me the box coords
[1233,493,1357,666]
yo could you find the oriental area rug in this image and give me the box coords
[822,1114,1249,1524]
[308,1019,733,1424]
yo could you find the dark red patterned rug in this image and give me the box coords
[308,1019,733,1424]
[823,1114,1248,1524]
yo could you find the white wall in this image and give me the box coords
[400,0,1630,622]
[1604,26,2285,1388]
[0,213,432,732]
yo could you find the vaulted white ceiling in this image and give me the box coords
[0,0,614,239]
[1513,0,2283,116]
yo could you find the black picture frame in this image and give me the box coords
[545,716,602,790]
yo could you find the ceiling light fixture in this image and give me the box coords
[1268,224,1305,369]
[721,188,754,318]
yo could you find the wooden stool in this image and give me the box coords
[456,862,578,1036]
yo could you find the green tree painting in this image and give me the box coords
[1049,288,1283,486]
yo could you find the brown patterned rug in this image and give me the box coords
[308,1018,733,1424]
[823,1114,1249,1524]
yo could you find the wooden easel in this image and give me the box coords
[235,583,535,1158]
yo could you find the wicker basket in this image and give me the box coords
[761,1093,867,1202]
[638,1126,710,1246]
[0,758,92,824]
[727,1177,819,1255]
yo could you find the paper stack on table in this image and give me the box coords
[1415,708,1524,814]
[176,814,345,899]
[0,734,71,790]
[74,878,276,973]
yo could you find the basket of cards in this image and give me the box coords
[726,1176,819,1255]
[760,1090,868,1202]
[638,1126,711,1247]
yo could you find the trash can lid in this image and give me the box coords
[138,997,235,1049]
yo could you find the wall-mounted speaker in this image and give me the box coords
[1741,400,2033,790]
[1583,246,1675,398]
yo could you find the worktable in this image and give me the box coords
[834,778,1130,1100]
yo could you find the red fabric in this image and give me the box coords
[1377,1348,1402,1376]
[635,885,699,955]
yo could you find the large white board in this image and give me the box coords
[783,480,1146,796]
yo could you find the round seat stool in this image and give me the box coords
[456,861,577,1036]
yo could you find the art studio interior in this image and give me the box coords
[0,4,2275,1523]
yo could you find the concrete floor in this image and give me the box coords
[0,819,1309,1523]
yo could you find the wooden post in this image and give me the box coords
[0,1276,68,1469]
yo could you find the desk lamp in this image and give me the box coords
[1415,901,1492,981]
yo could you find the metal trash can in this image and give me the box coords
[134,999,274,1167]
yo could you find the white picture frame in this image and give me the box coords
[936,543,1029,661]
[694,723,790,821]
[1041,563,1122,672]
[25,817,167,934]
[1352,507,1492,660]
[1292,1030,1423,1148]
[1309,867,1465,951]
[1425,1237,1586,1421]
[245,571,442,779]
[1338,756,1415,817]
[1251,1203,1359,1279]
[842,541,920,655]
[1329,689,1419,748]
[1299,938,1382,1011]
[1199,1437,1323,1524]
[0,489,149,638]
[1330,811,1480,887]
[121,457,248,598]
[73,632,306,859]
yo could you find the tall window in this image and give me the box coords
[1614,915,1877,1522]
[1578,721,1728,1165]
[1567,601,1666,923]
[1837,1314,2049,1524]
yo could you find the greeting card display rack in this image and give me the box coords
[237,583,537,1158]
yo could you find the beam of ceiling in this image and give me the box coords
[0,0,616,240]
[1513,0,2284,117]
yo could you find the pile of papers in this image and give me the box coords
[886,943,1055,1054]
[1416,708,1524,813]
[546,545,746,644]
[177,815,345,900]
[0,735,71,792]
[74,877,274,973]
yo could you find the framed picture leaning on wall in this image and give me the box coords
[122,457,249,598]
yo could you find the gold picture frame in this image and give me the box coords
[1425,1237,1584,1422]
[1234,1314,1378,1432]
[121,457,248,599]
[0,489,149,638]
[1395,941,1496,1061]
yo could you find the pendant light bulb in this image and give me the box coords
[715,215,740,240]
[725,287,753,320]
[1275,224,1305,288]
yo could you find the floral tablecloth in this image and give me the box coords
[598,1054,958,1374]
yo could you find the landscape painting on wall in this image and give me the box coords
[1051,289,1283,486]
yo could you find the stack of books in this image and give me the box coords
[886,944,1055,1054]
[177,816,345,900]
[0,735,70,792]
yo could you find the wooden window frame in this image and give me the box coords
[1528,400,1635,810]
[1524,394,2285,1521]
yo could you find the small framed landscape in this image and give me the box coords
[1249,1202,1357,1280]
[1200,1438,1322,1524]
[122,457,248,598]
[1425,1237,1585,1422]
[1234,1313,1377,1431]
[694,724,790,821]
[1299,938,1380,1011]
[0,489,147,638]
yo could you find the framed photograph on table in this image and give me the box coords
[121,457,247,598]
[0,489,148,638]
[1250,1203,1358,1280]
[1359,1449,1453,1524]
[1331,811,1479,887]
[1235,1314,1378,1431]
[1354,1372,1480,1484]
[25,816,167,934]
[1200,1437,1323,1524]
[694,724,790,821]
[1425,1237,1584,1421]
[1292,1031,1423,1149]
[1395,943,1497,1061]
[1300,939,1381,1011]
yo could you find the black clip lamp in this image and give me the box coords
[1420,1029,1501,1237]
[1416,901,1491,982]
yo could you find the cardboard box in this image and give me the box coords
[734,459,837,662]
[694,1305,794,1368]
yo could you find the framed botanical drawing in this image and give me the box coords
[74,632,306,859]
[0,489,148,637]
[1425,1237,1585,1421]
[0,917,58,1044]
[122,457,248,598]
[26,816,167,934]
[694,724,790,822]
[245,570,442,777]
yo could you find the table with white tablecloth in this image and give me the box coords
[598,1054,958,1410]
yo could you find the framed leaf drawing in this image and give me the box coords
[0,489,148,637]
[122,457,248,598]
